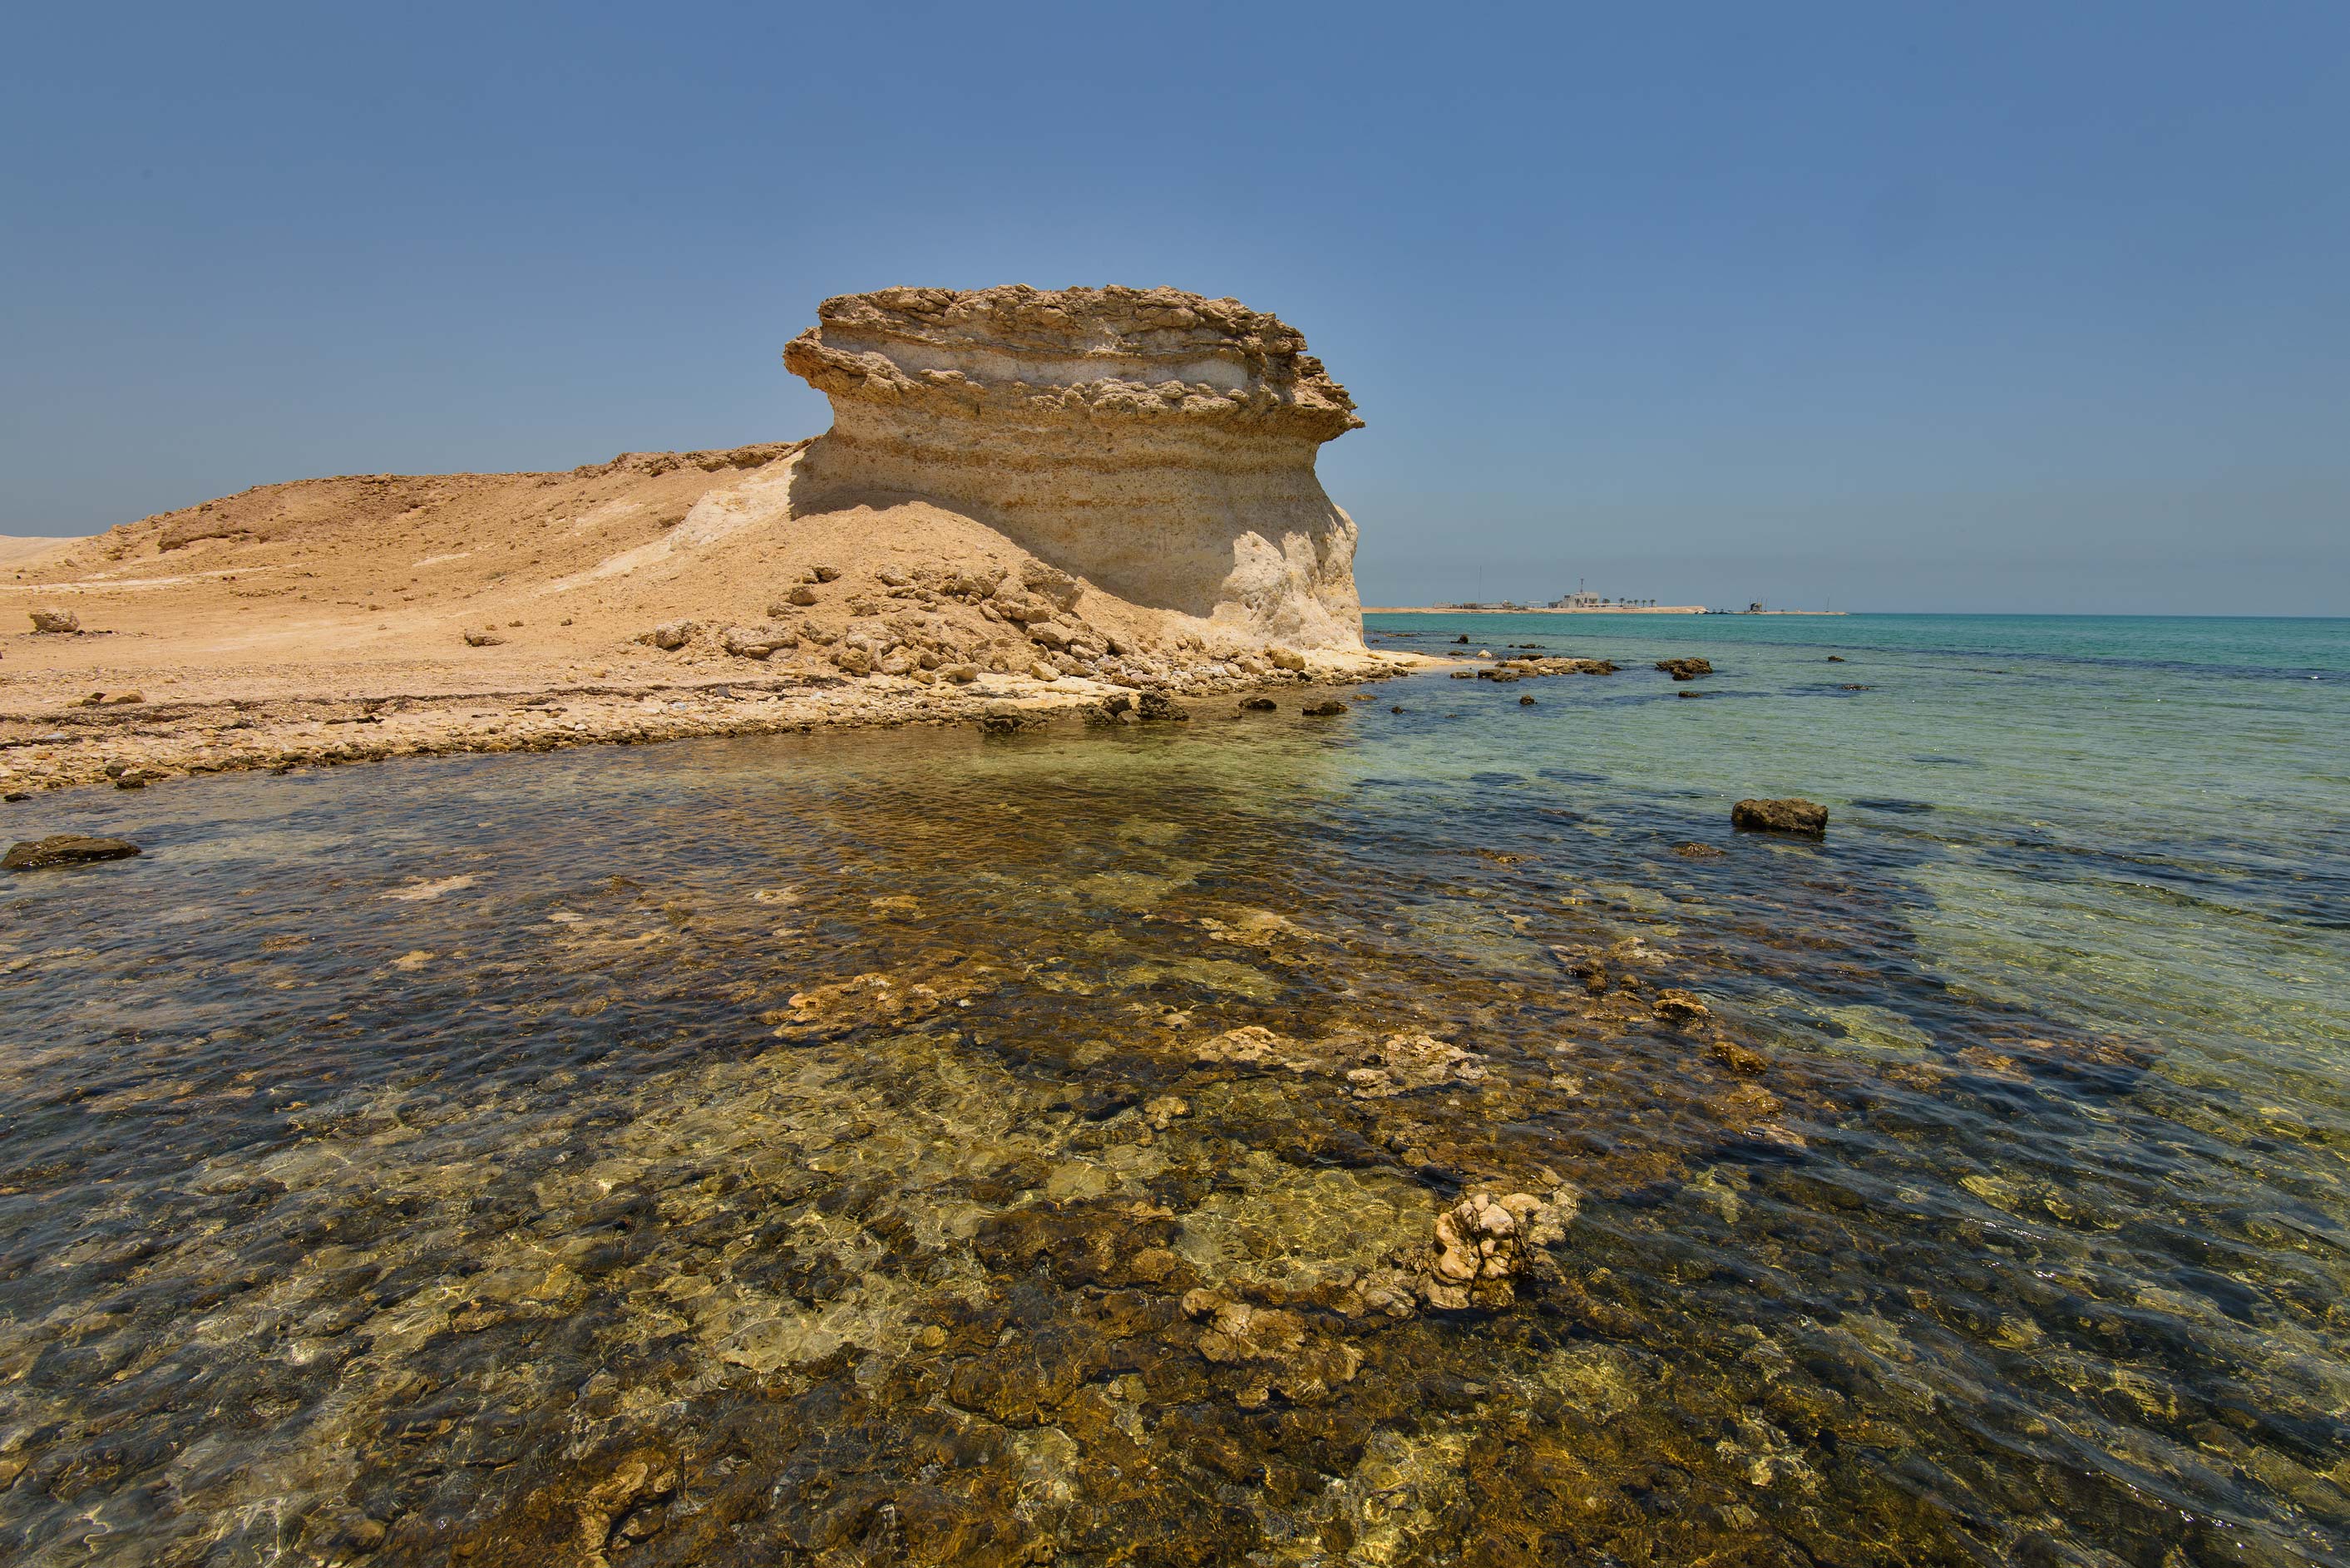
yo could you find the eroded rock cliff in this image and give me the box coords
[783,285,1367,650]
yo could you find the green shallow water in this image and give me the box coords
[0,614,2344,1566]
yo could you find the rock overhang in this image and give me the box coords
[783,284,1364,443]
[781,284,1369,649]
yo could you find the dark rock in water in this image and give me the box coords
[1238,696,1276,712]
[1449,671,1475,679]
[1079,693,1138,725]
[1826,654,1847,663]
[1711,1037,1769,1073]
[1672,841,1726,859]
[1652,989,1712,1025]
[1454,634,1470,643]
[1732,797,1827,836]
[1076,702,1123,726]
[1676,690,1709,699]
[4,834,142,871]
[1656,657,1713,681]
[978,704,1040,736]
[1851,797,1933,815]
[1518,694,1537,706]
[1838,683,1873,691]
[1301,700,1347,717]
[1390,704,1405,713]
[1134,691,1189,722]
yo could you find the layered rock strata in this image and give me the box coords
[783,285,1367,650]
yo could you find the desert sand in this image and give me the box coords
[0,441,1424,797]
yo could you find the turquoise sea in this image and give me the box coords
[0,613,2344,1566]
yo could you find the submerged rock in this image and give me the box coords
[1134,691,1189,722]
[1651,989,1712,1025]
[1192,1024,1287,1066]
[1656,657,1713,681]
[1732,797,1828,836]
[1711,1037,1770,1073]
[1301,699,1347,717]
[1345,1033,1488,1097]
[3,834,142,871]
[1418,1188,1577,1310]
[1238,696,1276,712]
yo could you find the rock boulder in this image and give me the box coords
[1732,797,1828,836]
[4,834,142,871]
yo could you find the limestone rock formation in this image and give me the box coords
[783,285,1366,651]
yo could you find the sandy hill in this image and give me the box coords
[1,441,1323,709]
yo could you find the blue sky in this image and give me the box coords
[4,2,2344,613]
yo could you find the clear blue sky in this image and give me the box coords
[5,2,2345,614]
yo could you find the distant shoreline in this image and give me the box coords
[1362,604,1847,616]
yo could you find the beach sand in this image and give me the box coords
[1,447,1421,796]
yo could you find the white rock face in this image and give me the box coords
[783,285,1367,651]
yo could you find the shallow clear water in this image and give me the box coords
[1,614,2345,1566]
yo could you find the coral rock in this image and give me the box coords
[1417,1188,1577,1310]
[783,285,1366,649]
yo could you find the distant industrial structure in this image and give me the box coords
[1549,588,1661,609]
[1405,579,1706,614]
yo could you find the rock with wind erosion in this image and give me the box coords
[783,284,1367,651]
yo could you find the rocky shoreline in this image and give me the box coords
[0,655,1422,800]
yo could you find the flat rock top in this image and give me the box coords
[785,284,1360,438]
[816,284,1313,358]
